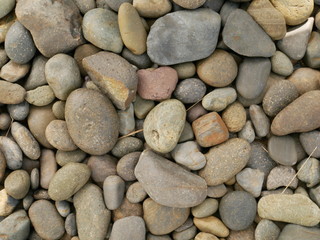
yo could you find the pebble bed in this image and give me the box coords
[0,0,320,239]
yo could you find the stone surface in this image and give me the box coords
[202,87,237,112]
[25,85,55,106]
[0,189,19,217]
[267,166,298,190]
[133,0,171,18]
[191,198,219,218]
[278,224,320,240]
[239,121,255,143]
[65,213,77,236]
[29,200,65,240]
[83,51,138,110]
[300,130,320,158]
[126,182,147,203]
[255,219,280,240]
[0,80,26,104]
[40,149,57,189]
[48,163,91,201]
[143,198,189,235]
[195,232,219,240]
[268,135,298,166]
[0,209,30,240]
[173,0,205,9]
[147,9,221,65]
[249,104,270,138]
[207,184,228,198]
[15,0,84,57]
[174,78,206,104]
[236,168,264,197]
[110,216,146,240]
[200,138,251,186]
[55,201,71,218]
[118,103,135,136]
[117,152,140,181]
[0,60,30,82]
[222,102,246,133]
[83,8,123,53]
[112,197,143,222]
[271,90,320,135]
[0,12,16,44]
[74,184,111,240]
[87,155,117,185]
[288,68,320,95]
[74,44,100,76]
[172,62,196,79]
[65,88,119,155]
[271,51,294,76]
[297,158,320,187]
[258,194,320,226]
[134,95,154,120]
[194,216,229,237]
[107,0,132,12]
[222,9,276,57]
[121,47,152,69]
[103,175,125,210]
[0,0,15,18]
[24,55,48,91]
[7,101,29,121]
[5,170,30,199]
[192,112,229,148]
[219,191,257,231]
[0,136,23,170]
[135,149,207,208]
[56,149,86,166]
[227,225,255,240]
[111,137,143,158]
[304,31,320,68]
[173,225,197,240]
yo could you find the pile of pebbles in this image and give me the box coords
[0,0,320,239]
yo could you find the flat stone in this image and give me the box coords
[236,168,264,197]
[0,210,30,240]
[133,0,171,18]
[87,154,117,185]
[103,175,125,210]
[82,8,123,53]
[56,149,86,167]
[300,131,320,158]
[288,68,320,95]
[65,88,119,155]
[83,51,138,110]
[222,9,276,57]
[0,80,26,104]
[267,166,298,190]
[0,136,23,170]
[277,18,314,60]
[48,163,91,201]
[271,90,320,135]
[173,0,205,9]
[25,85,55,106]
[297,158,320,188]
[0,189,19,217]
[135,149,207,208]
[178,121,194,143]
[236,57,271,100]
[174,78,206,104]
[116,152,140,181]
[111,137,143,158]
[110,216,146,240]
[173,225,197,240]
[147,9,221,65]
[200,138,251,186]
[24,55,48,91]
[271,51,294,77]
[15,0,84,57]
[65,213,77,236]
[5,170,30,200]
[268,135,298,166]
[187,102,208,122]
[202,87,237,112]
[143,198,189,235]
[247,0,286,40]
[74,183,111,240]
[304,31,320,68]
[278,224,320,240]
[118,103,135,136]
[222,102,246,133]
[194,216,229,237]
[255,219,280,240]
[39,149,57,189]
[192,112,229,148]
[219,191,257,231]
[258,194,320,226]
[249,104,270,138]
[191,198,219,218]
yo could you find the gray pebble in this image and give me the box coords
[24,55,48,91]
[271,51,293,76]
[299,130,320,158]
[118,103,135,136]
[178,121,194,143]
[220,1,239,26]
[267,166,298,190]
[173,225,197,240]
[73,0,96,14]
[249,105,270,138]
[111,137,143,158]
[122,47,152,69]
[0,136,23,170]
[52,101,66,120]
[65,213,77,237]
[191,198,219,218]
[126,182,147,204]
[202,87,237,112]
[255,219,280,240]
[103,175,125,210]
[7,101,29,121]
[174,218,194,233]
[309,185,320,206]
[278,224,320,240]
[56,149,86,167]
[207,184,228,198]
[236,168,264,197]
[55,200,71,218]
[134,95,155,120]
[110,216,146,240]
[174,78,206,104]
[0,210,30,240]
[30,168,39,190]
[117,152,141,181]
[23,195,34,211]
[297,158,320,188]
[107,0,132,11]
[268,135,298,166]
[0,0,15,18]
[238,120,255,143]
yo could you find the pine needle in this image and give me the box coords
[186,97,203,112]
[118,129,143,139]
[5,116,13,137]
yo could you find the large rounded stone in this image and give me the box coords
[278,224,320,240]
[0,209,30,240]
[135,149,207,208]
[147,9,221,65]
[4,170,30,199]
[48,163,91,201]
[0,0,15,19]
[65,88,119,155]
[143,99,186,153]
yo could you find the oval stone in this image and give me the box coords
[4,170,30,199]
[65,88,119,155]
[0,80,26,105]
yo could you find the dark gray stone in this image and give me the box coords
[122,47,152,69]
[299,131,320,158]
[174,78,206,104]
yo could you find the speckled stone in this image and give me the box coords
[174,78,206,104]
[299,131,320,158]
[271,51,293,77]
[249,104,270,138]
[288,68,320,95]
[236,168,264,197]
[191,198,219,218]
[110,216,146,240]
[202,87,237,112]
[25,85,55,107]
[222,102,246,133]
[7,101,29,121]
[117,152,140,181]
[111,137,143,158]
[4,169,30,199]
[267,166,298,190]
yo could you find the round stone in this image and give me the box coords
[0,80,26,105]
[191,198,219,218]
[117,152,141,181]
[7,101,29,121]
[222,102,246,133]
[111,137,143,158]
[236,168,264,197]
[173,78,206,104]
[121,47,152,69]
[110,216,146,240]
[271,51,293,76]
[112,197,143,222]
[52,101,65,120]
[299,131,320,158]
[195,232,219,240]
[55,201,71,218]
[255,219,280,240]
[202,87,237,112]
[0,0,15,18]
[238,120,255,143]
[172,62,196,79]
[133,0,172,18]
[219,191,257,231]
[4,170,30,199]
[56,149,86,167]
[126,182,147,203]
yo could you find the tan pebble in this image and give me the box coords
[172,62,196,79]
[193,216,229,237]
[0,60,30,82]
[173,0,206,9]
[195,232,219,240]
[25,85,55,106]
[222,102,246,133]
[133,0,172,18]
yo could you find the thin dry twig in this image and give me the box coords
[5,116,14,137]
[281,146,318,194]
[118,129,143,139]
[186,97,203,112]
[261,145,268,153]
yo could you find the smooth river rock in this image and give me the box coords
[135,149,207,208]
[0,209,30,240]
[110,216,146,240]
[278,224,320,240]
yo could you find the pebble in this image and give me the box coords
[39,149,57,189]
[15,0,84,57]
[88,154,117,186]
[227,225,255,240]
[222,102,246,133]
[171,141,206,170]
[236,168,264,197]
[192,112,229,148]
[267,166,298,190]
[288,67,320,95]
[263,80,299,117]
[297,158,320,188]
[24,55,48,90]
[0,0,15,18]
[268,135,298,166]
[173,225,197,240]
[270,0,314,25]
[144,99,185,153]
[271,90,320,135]
[300,131,320,158]
[197,49,238,87]
[258,194,320,226]
[5,21,36,64]
[0,189,19,217]
[310,185,320,206]
[22,195,34,210]
[65,88,119,155]
[110,216,146,240]
[278,224,320,240]
[83,8,123,53]
[0,47,8,67]
[133,0,171,18]
[137,67,178,101]
[174,78,206,104]
[173,0,205,9]
[193,216,229,237]
[52,101,66,120]
[112,197,143,222]
[45,120,77,151]
[48,163,91,201]
[0,80,26,104]
[195,232,219,240]
[202,87,237,112]
[74,184,111,240]
[107,0,132,12]
[111,137,143,158]
[200,138,251,186]
[30,168,39,190]
[191,198,219,218]
[121,47,152,69]
[222,9,276,57]
[56,149,86,166]
[236,57,271,100]
[0,60,30,82]
[238,121,255,143]
[118,104,135,135]
[219,191,257,231]
[5,169,30,199]
[175,218,193,233]
[143,198,189,235]
[0,136,23,170]
[247,0,286,40]
[65,213,77,236]
[207,184,228,198]
[73,0,96,14]
[255,219,280,240]
[0,113,11,130]
[103,175,125,210]
[0,12,15,43]
[118,3,147,55]
[126,182,147,203]
[135,149,207,208]
[220,1,239,26]
[0,210,30,240]
[27,104,56,148]
[249,104,270,138]
[11,121,40,160]
[25,85,55,106]
[29,200,65,240]
[178,121,194,143]
[116,152,140,181]
[134,95,154,119]
[55,201,71,218]
[83,51,138,110]
[271,51,293,76]
[147,9,221,65]
[304,31,320,68]
[187,102,208,122]
[172,62,196,80]
[7,101,29,121]
[45,53,82,100]
[277,18,314,60]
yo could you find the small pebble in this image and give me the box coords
[65,213,77,237]
[126,181,147,203]
[207,184,228,198]
[172,62,196,79]
[299,130,320,158]
[271,51,293,76]
[111,137,143,158]
[55,200,71,218]
[297,158,320,188]
[222,102,246,133]
[7,101,29,121]
[268,135,298,166]
[118,103,135,135]
[116,152,140,181]
[194,216,229,237]
[56,149,86,167]
[267,166,298,190]
[202,87,237,112]
[103,175,125,210]
[4,169,30,199]
[173,78,206,104]
[278,224,320,240]
[110,216,146,240]
[249,104,270,138]
[238,120,255,143]
[255,219,280,240]
[236,168,264,197]
[30,168,39,190]
[191,198,219,218]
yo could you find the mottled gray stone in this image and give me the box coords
[255,219,280,240]
[236,168,264,197]
[299,130,320,158]
[7,101,29,121]
[267,166,298,190]
[249,105,270,138]
[174,78,206,104]
[297,158,320,188]
[278,224,320,240]
[110,216,146,240]
[191,198,219,218]
[238,121,255,143]
[0,210,30,240]
[268,135,298,166]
